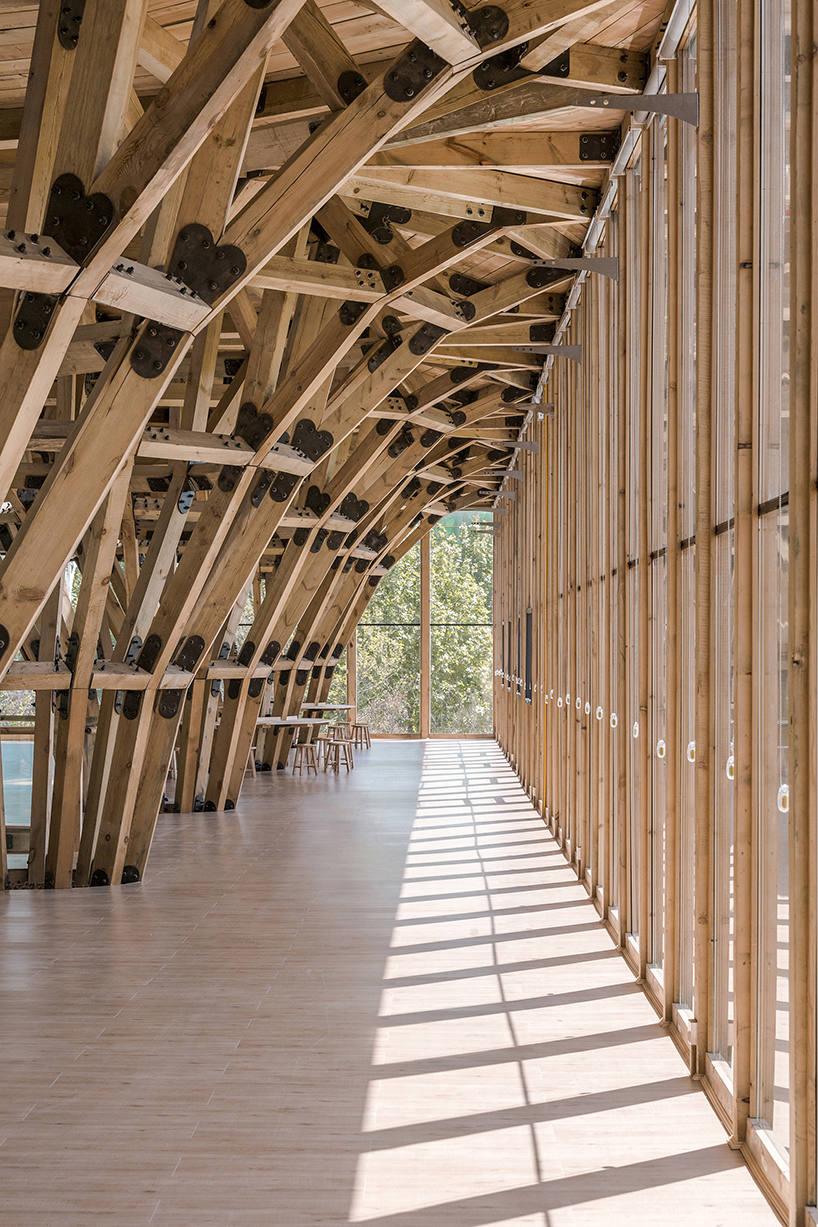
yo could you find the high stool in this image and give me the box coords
[351,721,371,749]
[293,743,319,775]
[331,722,354,767]
[324,739,352,773]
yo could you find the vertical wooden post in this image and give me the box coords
[694,0,716,1075]
[347,634,357,723]
[420,531,431,739]
[788,0,817,1208]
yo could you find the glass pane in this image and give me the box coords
[357,543,421,734]
[2,740,34,826]
[430,511,494,735]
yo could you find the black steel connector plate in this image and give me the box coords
[169,222,246,305]
[13,292,59,350]
[44,173,115,263]
[384,42,447,102]
[131,322,184,379]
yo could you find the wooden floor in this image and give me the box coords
[0,741,779,1226]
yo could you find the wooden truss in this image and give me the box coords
[0,0,661,887]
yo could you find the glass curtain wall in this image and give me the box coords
[355,512,494,736]
[430,511,493,735]
[356,543,421,734]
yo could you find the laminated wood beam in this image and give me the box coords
[390,80,627,147]
[281,0,363,112]
[46,468,132,887]
[368,131,621,171]
[73,0,309,293]
[362,0,479,65]
[349,168,598,221]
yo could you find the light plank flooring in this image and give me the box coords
[0,741,779,1226]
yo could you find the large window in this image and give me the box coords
[430,512,493,735]
[356,543,421,734]
[355,512,494,736]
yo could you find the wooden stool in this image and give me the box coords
[331,723,354,767]
[324,739,352,773]
[293,743,319,775]
[351,721,371,749]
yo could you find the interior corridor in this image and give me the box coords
[0,742,778,1226]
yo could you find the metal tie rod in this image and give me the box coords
[515,345,582,363]
[531,257,619,281]
[573,92,699,127]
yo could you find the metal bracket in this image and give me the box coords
[168,222,246,305]
[388,428,414,459]
[409,321,449,355]
[58,0,86,48]
[315,241,340,265]
[236,401,274,449]
[531,256,619,281]
[364,528,388,552]
[218,464,243,493]
[360,201,412,243]
[574,92,699,127]
[338,492,369,521]
[337,69,368,104]
[251,471,272,506]
[269,471,299,502]
[384,42,447,104]
[339,300,367,326]
[261,640,280,666]
[579,131,621,162]
[473,42,531,92]
[137,634,163,672]
[44,174,115,263]
[463,4,509,47]
[529,322,557,343]
[367,334,402,372]
[291,417,333,461]
[12,292,59,350]
[65,631,79,674]
[131,321,184,379]
[305,485,331,517]
[157,689,184,719]
[454,299,476,322]
[177,478,197,515]
[453,204,527,247]
[525,343,582,362]
[541,48,570,78]
[175,635,204,672]
[450,272,489,297]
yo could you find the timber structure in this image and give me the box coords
[0,0,666,890]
